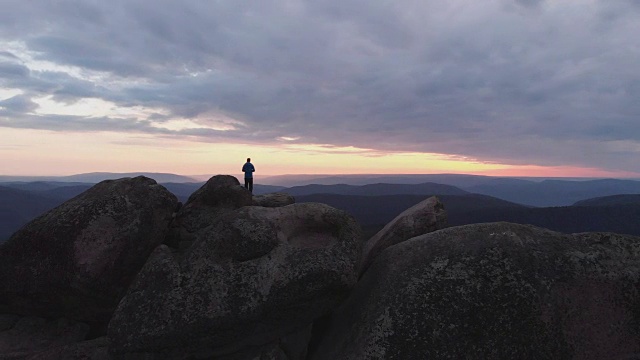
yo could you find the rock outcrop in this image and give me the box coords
[4,174,640,359]
[253,192,296,208]
[0,315,90,359]
[109,203,362,359]
[359,196,447,274]
[312,222,640,360]
[26,337,111,360]
[166,175,253,248]
[0,176,178,323]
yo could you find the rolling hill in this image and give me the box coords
[282,182,469,197]
[295,193,528,238]
[466,179,640,207]
[295,193,640,239]
[573,194,640,207]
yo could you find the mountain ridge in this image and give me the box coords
[3,175,640,241]
[0,172,198,183]
[281,182,469,197]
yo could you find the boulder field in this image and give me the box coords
[0,175,639,359]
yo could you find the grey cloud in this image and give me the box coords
[0,95,38,114]
[38,71,104,103]
[0,0,639,173]
[0,62,29,80]
[2,69,107,104]
[28,36,150,77]
[0,110,243,144]
[0,51,19,60]
[514,0,544,8]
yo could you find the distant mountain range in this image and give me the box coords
[293,193,527,238]
[294,193,640,239]
[262,174,640,207]
[2,173,640,242]
[280,182,468,197]
[0,172,199,183]
[466,178,640,207]
[573,194,640,207]
[259,173,620,187]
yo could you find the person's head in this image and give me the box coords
[247,158,251,162]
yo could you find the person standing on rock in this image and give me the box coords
[242,158,255,193]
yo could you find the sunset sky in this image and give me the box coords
[1,0,639,178]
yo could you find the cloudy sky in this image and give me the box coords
[1,0,639,177]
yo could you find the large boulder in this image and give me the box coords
[0,176,178,322]
[359,196,447,274]
[0,316,90,359]
[109,203,362,359]
[26,337,111,360]
[166,175,253,247]
[253,192,296,208]
[312,222,640,359]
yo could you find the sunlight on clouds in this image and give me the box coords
[282,143,379,155]
[150,111,245,131]
[263,143,516,174]
[31,96,243,132]
[2,41,91,80]
[1,40,146,88]
[1,127,638,178]
[0,89,23,101]
[32,96,157,118]
[190,111,245,129]
[152,118,235,132]
[0,127,515,176]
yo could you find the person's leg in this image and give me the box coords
[248,178,253,193]
[244,177,249,190]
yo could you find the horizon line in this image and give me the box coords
[1,171,639,181]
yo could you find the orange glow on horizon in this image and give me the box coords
[1,128,639,179]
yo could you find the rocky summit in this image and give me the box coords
[1,175,640,359]
[165,175,254,249]
[108,203,362,359]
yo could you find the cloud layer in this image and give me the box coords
[1,0,639,173]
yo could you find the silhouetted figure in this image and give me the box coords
[242,158,255,193]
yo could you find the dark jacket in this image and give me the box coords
[242,162,255,178]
